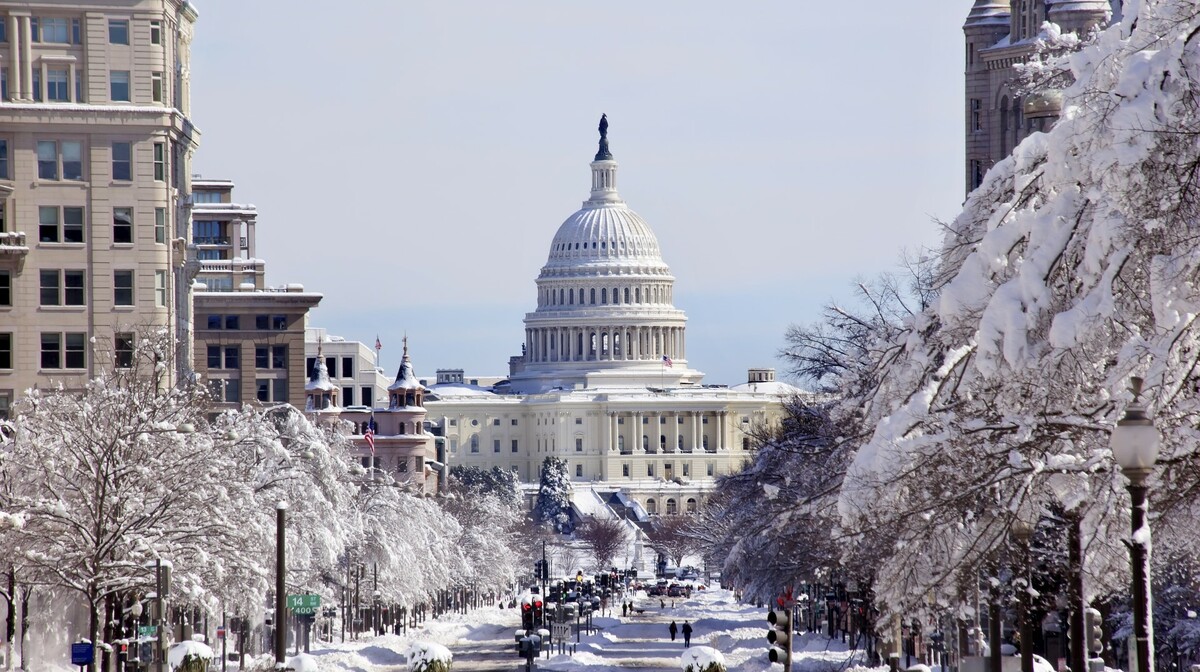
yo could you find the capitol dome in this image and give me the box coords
[508,117,703,394]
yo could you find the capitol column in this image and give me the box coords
[670,412,680,453]
[611,412,619,452]
[691,411,701,453]
[634,412,643,452]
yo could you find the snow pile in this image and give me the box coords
[407,641,452,672]
[167,640,213,671]
[680,646,726,672]
[286,653,320,672]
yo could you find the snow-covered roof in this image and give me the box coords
[728,380,806,396]
[387,339,424,392]
[426,383,496,398]
[571,488,619,520]
[305,347,336,392]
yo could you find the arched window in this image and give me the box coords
[601,288,607,304]
[646,498,657,514]
[660,435,666,451]
[666,499,677,515]
[642,435,649,450]
[570,288,575,305]
[625,288,630,303]
[559,288,564,304]
[590,288,596,304]
[618,435,625,452]
[470,435,479,453]
[686,498,697,513]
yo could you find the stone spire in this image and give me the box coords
[388,336,424,408]
[305,341,340,414]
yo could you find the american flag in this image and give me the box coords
[375,336,382,351]
[364,424,375,455]
[662,355,673,367]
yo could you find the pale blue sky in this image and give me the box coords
[190,1,968,385]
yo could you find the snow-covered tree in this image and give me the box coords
[0,331,226,670]
[448,465,521,508]
[534,457,573,533]
[576,516,626,570]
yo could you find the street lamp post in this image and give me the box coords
[274,501,287,667]
[1013,519,1035,672]
[1110,377,1160,672]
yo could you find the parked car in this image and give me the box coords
[667,584,684,597]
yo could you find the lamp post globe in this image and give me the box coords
[1110,376,1158,672]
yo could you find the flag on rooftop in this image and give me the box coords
[662,355,673,368]
[375,336,382,351]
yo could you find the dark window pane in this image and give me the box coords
[63,207,84,243]
[224,315,239,330]
[113,208,133,244]
[65,333,86,368]
[273,315,287,330]
[37,141,57,179]
[64,271,85,305]
[207,345,221,369]
[272,346,285,369]
[207,315,221,329]
[0,272,10,306]
[114,270,133,306]
[0,333,11,369]
[41,333,61,369]
[224,346,239,369]
[257,380,269,402]
[115,334,134,368]
[255,315,268,330]
[40,270,60,305]
[255,346,268,369]
[112,142,131,180]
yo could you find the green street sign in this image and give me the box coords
[138,625,158,637]
[287,594,320,611]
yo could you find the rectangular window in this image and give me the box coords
[207,315,222,329]
[492,418,501,426]
[63,207,83,243]
[362,387,373,407]
[397,458,408,473]
[575,438,583,452]
[207,345,221,369]
[224,315,240,330]
[154,208,167,244]
[112,142,132,180]
[39,270,60,305]
[39,207,60,242]
[210,378,240,403]
[0,333,11,369]
[512,419,518,426]
[47,67,69,101]
[622,463,630,477]
[342,357,353,377]
[113,207,133,243]
[273,379,287,403]
[342,386,354,406]
[971,99,982,132]
[255,346,268,369]
[108,19,129,44]
[75,70,82,103]
[151,72,163,102]
[115,333,134,368]
[153,143,166,181]
[62,141,82,180]
[41,333,60,368]
[512,439,518,453]
[113,270,134,306]
[255,315,268,330]
[40,18,70,44]
[271,345,285,369]
[224,347,240,370]
[0,139,7,178]
[110,71,130,102]
[154,270,168,307]
[707,462,714,477]
[683,463,690,477]
[272,315,287,330]
[38,141,58,180]
[575,417,582,425]
[0,271,9,306]
[256,379,270,402]
[1,67,7,101]
[647,463,655,477]
[493,439,500,453]
[325,357,336,377]
[150,20,161,45]
[32,69,41,102]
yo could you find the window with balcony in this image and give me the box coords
[41,332,86,369]
[115,333,134,368]
[108,20,129,45]
[110,71,130,102]
[113,208,133,244]
[194,221,223,244]
[113,270,134,306]
[112,142,131,181]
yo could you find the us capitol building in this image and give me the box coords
[335,118,800,516]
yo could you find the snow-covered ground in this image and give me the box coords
[270,587,874,671]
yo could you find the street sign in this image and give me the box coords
[71,642,93,666]
[288,594,321,614]
[137,625,158,638]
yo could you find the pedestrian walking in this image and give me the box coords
[660,598,666,609]
[622,602,628,617]
[682,620,693,648]
[669,620,678,641]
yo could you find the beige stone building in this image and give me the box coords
[963,0,1117,194]
[0,0,200,418]
[190,178,321,411]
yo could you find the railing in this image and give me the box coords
[194,236,230,245]
[0,231,29,254]
[198,259,263,273]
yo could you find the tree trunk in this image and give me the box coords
[88,588,100,672]
[18,587,29,672]
[4,567,14,672]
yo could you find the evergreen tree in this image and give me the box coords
[534,457,573,533]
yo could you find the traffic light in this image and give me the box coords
[1085,608,1104,657]
[521,601,534,630]
[768,608,791,666]
[533,599,544,627]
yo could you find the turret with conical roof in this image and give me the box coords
[388,337,425,409]
[305,342,341,419]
